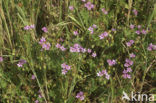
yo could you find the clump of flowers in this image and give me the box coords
[122,67,132,79]
[101,8,108,15]
[147,43,156,51]
[99,32,108,39]
[84,2,94,10]
[17,59,26,67]
[107,59,116,66]
[39,37,51,50]
[70,44,85,53]
[97,69,110,80]
[124,58,133,67]
[126,40,134,47]
[76,91,85,101]
[55,43,66,51]
[88,24,97,34]
[42,27,48,33]
[24,24,35,30]
[0,56,3,62]
[69,6,74,11]
[61,63,71,75]
[130,53,136,58]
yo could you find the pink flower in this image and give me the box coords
[69,6,74,11]
[87,49,92,53]
[137,25,141,29]
[0,57,3,62]
[130,24,135,29]
[99,32,108,39]
[92,52,96,57]
[73,31,79,36]
[82,0,86,2]
[141,29,147,35]
[76,91,85,101]
[147,43,156,51]
[42,27,48,33]
[136,30,141,35]
[126,40,134,47]
[31,75,35,80]
[101,8,108,15]
[107,59,116,66]
[97,69,110,80]
[130,53,136,58]
[61,63,71,75]
[84,2,94,10]
[17,59,26,67]
[133,9,138,16]
[56,43,61,48]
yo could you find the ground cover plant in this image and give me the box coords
[0,0,156,103]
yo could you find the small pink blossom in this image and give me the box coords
[42,27,48,33]
[84,2,94,10]
[69,6,74,11]
[0,57,3,62]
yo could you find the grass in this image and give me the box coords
[0,0,156,103]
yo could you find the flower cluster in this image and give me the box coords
[122,67,132,79]
[101,8,108,15]
[17,59,26,67]
[107,59,116,66]
[88,24,97,34]
[61,63,71,75]
[123,58,134,79]
[76,91,85,101]
[56,43,66,51]
[39,37,51,50]
[99,32,108,39]
[97,69,110,80]
[31,75,35,80]
[124,58,133,67]
[24,24,35,30]
[42,27,48,33]
[147,43,156,51]
[84,2,94,10]
[126,40,134,47]
[130,53,136,58]
[0,56,3,62]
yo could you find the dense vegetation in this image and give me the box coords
[0,0,156,103]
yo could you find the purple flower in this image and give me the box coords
[130,24,135,29]
[126,40,134,47]
[97,69,110,80]
[107,59,116,66]
[147,43,156,51]
[17,59,26,67]
[42,42,51,50]
[0,56,3,62]
[30,24,35,29]
[111,28,116,32]
[137,25,141,29]
[24,25,30,30]
[87,49,92,53]
[60,46,66,51]
[136,30,141,35]
[35,100,39,103]
[56,43,61,48]
[76,91,85,101]
[31,75,35,80]
[42,27,48,33]
[92,52,97,57]
[39,37,46,44]
[99,32,108,39]
[141,29,147,35]
[92,24,97,28]
[82,0,86,2]
[88,26,94,34]
[127,67,132,72]
[123,73,131,79]
[101,8,108,14]
[69,6,74,11]
[133,9,138,16]
[61,63,71,75]
[38,94,42,98]
[84,2,94,10]
[130,53,136,58]
[125,58,133,65]
[73,31,79,36]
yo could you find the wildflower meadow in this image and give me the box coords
[0,0,156,103]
